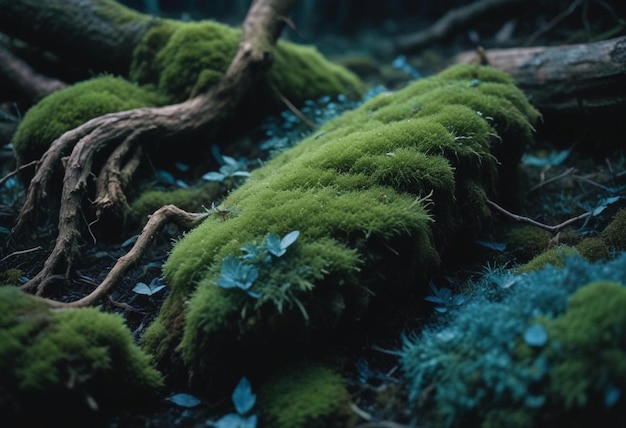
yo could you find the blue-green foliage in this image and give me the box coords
[260,87,387,155]
[216,231,304,314]
[401,252,626,426]
[210,377,257,428]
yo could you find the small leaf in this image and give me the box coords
[213,414,257,428]
[475,240,506,251]
[203,171,226,182]
[231,171,251,178]
[232,377,256,415]
[132,282,152,295]
[0,226,10,234]
[156,170,175,185]
[266,233,285,257]
[222,155,239,167]
[280,230,300,250]
[174,162,189,172]
[524,323,548,347]
[167,392,201,408]
[605,386,621,408]
[121,235,139,248]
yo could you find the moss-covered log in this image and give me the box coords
[143,65,540,394]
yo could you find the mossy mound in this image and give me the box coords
[129,19,363,103]
[601,208,626,251]
[0,286,163,424]
[259,364,356,428]
[12,75,167,167]
[143,64,539,392]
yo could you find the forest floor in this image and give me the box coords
[1,13,625,427]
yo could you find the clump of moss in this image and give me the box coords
[259,364,356,428]
[128,183,222,225]
[143,64,539,392]
[575,236,610,262]
[545,281,626,414]
[0,287,162,424]
[515,245,578,274]
[504,224,551,262]
[601,208,626,251]
[12,75,167,167]
[0,269,23,285]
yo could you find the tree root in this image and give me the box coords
[14,0,295,298]
[39,205,209,309]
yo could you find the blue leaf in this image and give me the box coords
[605,386,621,408]
[232,377,256,415]
[174,162,189,172]
[0,226,10,234]
[166,392,201,408]
[280,230,300,250]
[156,170,175,185]
[132,282,152,295]
[222,155,239,167]
[202,171,226,182]
[266,233,285,257]
[475,240,506,251]
[217,256,258,291]
[213,414,257,428]
[524,323,548,347]
[121,235,138,248]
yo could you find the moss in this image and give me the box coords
[504,224,552,261]
[515,245,578,274]
[259,364,356,428]
[546,281,626,410]
[575,237,610,262]
[0,269,23,285]
[601,208,626,250]
[12,76,166,167]
[0,287,162,423]
[128,183,221,225]
[144,65,539,390]
[129,20,363,103]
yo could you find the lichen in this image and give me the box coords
[0,287,162,424]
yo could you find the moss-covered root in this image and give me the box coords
[0,287,162,425]
[259,363,356,428]
[544,281,626,423]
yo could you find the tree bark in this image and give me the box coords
[454,36,626,146]
[0,0,153,75]
[15,0,295,296]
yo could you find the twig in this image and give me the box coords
[276,91,316,129]
[0,245,43,263]
[0,160,38,187]
[487,199,591,234]
[527,167,576,193]
[39,205,209,308]
[525,0,585,46]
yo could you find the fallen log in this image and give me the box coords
[455,36,626,149]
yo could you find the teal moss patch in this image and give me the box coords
[143,64,540,389]
[12,75,166,166]
[0,287,163,424]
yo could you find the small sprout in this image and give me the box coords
[523,323,548,347]
[133,277,167,296]
[217,256,259,298]
[469,79,481,87]
[266,230,300,257]
[203,152,250,185]
[166,392,201,408]
[240,242,270,264]
[424,282,466,313]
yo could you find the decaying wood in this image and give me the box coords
[394,0,526,54]
[15,0,295,296]
[41,205,209,309]
[454,36,626,142]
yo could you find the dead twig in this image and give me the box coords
[487,199,591,234]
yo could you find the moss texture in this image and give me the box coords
[143,65,540,395]
[13,18,363,169]
[0,286,163,424]
[601,208,626,251]
[259,364,356,428]
[129,19,364,103]
[12,75,166,166]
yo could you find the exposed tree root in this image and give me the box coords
[39,205,209,309]
[14,0,295,297]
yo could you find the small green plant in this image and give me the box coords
[202,148,251,187]
[132,277,167,296]
[424,282,466,313]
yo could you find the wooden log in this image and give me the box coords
[455,36,626,150]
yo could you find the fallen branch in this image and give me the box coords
[394,0,526,54]
[14,0,295,296]
[39,205,209,308]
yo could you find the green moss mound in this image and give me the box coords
[601,208,626,251]
[12,75,166,166]
[143,64,539,390]
[0,287,162,424]
[546,281,626,412]
[259,364,356,428]
[130,20,363,103]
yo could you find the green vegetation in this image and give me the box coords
[0,287,162,424]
